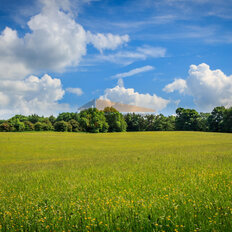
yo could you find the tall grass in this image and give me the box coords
[0,132,231,231]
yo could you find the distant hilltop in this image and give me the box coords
[78,99,155,113]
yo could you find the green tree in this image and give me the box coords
[197,113,210,131]
[34,122,43,131]
[0,122,14,132]
[144,114,156,131]
[24,121,35,131]
[48,115,56,125]
[175,108,199,131]
[56,112,79,122]
[223,107,232,132]
[68,119,79,132]
[103,107,118,113]
[54,121,69,132]
[14,120,25,132]
[79,108,109,133]
[124,113,146,131]
[104,110,127,132]
[28,114,43,124]
[208,106,226,132]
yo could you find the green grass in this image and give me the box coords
[0,131,231,231]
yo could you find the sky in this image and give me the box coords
[0,0,232,118]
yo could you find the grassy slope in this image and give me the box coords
[0,132,231,231]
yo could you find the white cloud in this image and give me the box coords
[0,0,129,80]
[0,74,68,118]
[95,46,166,65]
[100,80,169,112]
[66,87,83,96]
[87,32,129,53]
[163,63,232,111]
[0,0,130,117]
[112,65,154,79]
[163,78,187,93]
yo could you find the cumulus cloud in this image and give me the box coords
[112,65,154,79]
[0,74,68,118]
[163,78,187,93]
[0,0,130,117]
[0,0,129,79]
[163,63,232,111]
[66,87,83,96]
[100,79,169,111]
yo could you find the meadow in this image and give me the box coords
[0,132,231,231]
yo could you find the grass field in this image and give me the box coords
[0,132,231,231]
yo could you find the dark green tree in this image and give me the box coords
[223,107,232,132]
[54,121,69,132]
[175,108,199,131]
[124,113,146,131]
[208,106,226,132]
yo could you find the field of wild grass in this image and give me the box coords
[0,132,231,231]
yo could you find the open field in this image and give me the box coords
[0,132,231,231]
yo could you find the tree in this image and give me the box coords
[104,111,127,132]
[48,115,56,125]
[175,108,199,131]
[0,122,14,132]
[14,120,25,132]
[144,114,156,131]
[79,108,109,133]
[34,122,43,131]
[103,107,118,113]
[68,119,79,132]
[56,112,79,122]
[24,121,35,131]
[28,114,43,124]
[54,121,69,132]
[223,107,232,132]
[208,106,226,132]
[197,113,210,131]
[42,118,53,131]
[124,113,146,131]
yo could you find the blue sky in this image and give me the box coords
[0,0,232,118]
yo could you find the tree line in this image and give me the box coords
[0,106,231,133]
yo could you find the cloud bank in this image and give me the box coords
[163,63,232,111]
[0,74,68,118]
